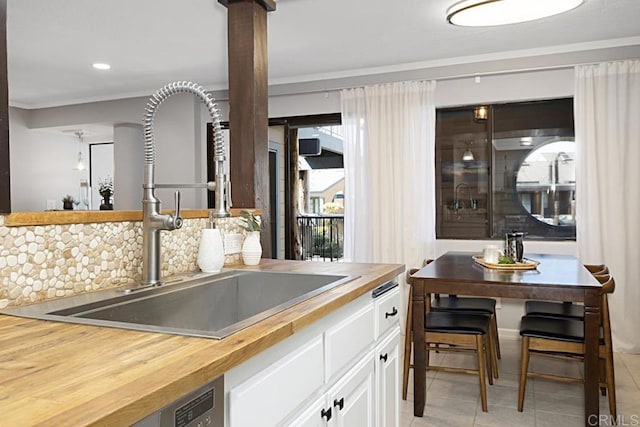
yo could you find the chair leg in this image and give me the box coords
[491,312,501,360]
[605,350,617,419]
[487,326,499,383]
[518,336,530,412]
[402,289,413,400]
[488,319,499,380]
[485,331,494,386]
[476,335,488,412]
[402,332,412,400]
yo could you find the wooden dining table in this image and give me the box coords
[410,251,603,426]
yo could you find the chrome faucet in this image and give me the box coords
[141,81,230,286]
[454,182,470,212]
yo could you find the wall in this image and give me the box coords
[12,93,207,212]
[0,214,246,309]
[10,108,90,211]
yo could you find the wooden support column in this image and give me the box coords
[219,0,275,257]
[0,0,10,213]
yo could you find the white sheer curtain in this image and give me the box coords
[341,79,436,272]
[575,60,640,353]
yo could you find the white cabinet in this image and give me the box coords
[228,336,324,426]
[325,303,375,382]
[285,396,326,427]
[285,355,375,427]
[227,284,401,427]
[328,354,375,427]
[374,288,401,339]
[375,327,400,427]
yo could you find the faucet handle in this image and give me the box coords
[173,190,183,229]
[226,181,232,208]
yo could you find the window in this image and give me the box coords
[435,98,576,240]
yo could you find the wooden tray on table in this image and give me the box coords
[472,255,539,270]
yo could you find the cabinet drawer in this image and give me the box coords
[375,286,400,339]
[325,303,375,382]
[229,335,324,427]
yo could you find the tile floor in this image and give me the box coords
[401,335,640,427]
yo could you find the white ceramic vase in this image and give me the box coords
[197,228,225,273]
[242,231,262,266]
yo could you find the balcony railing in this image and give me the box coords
[297,214,344,261]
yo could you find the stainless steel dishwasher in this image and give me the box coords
[133,375,224,427]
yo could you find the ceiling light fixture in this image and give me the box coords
[92,63,111,70]
[474,105,488,121]
[520,137,533,146]
[446,0,584,27]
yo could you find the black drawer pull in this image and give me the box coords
[334,397,344,410]
[385,307,398,318]
[321,407,332,421]
[380,353,388,362]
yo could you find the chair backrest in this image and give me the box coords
[598,275,615,295]
[423,258,434,267]
[585,264,609,275]
[598,275,615,348]
[407,268,420,285]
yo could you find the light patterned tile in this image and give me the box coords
[534,391,584,417]
[486,384,532,409]
[621,353,640,388]
[530,356,583,378]
[474,403,536,427]
[533,377,583,396]
[428,377,483,403]
[536,410,583,427]
[412,397,477,427]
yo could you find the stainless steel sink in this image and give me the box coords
[1,270,356,339]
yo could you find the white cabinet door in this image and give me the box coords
[283,395,327,427]
[325,303,375,382]
[328,352,375,427]
[229,336,324,427]
[375,328,400,427]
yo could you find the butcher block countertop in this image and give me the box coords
[0,260,404,427]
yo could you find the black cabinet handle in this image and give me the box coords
[380,353,388,362]
[333,397,344,410]
[385,307,398,318]
[321,407,332,421]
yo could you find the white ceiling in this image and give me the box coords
[7,0,640,109]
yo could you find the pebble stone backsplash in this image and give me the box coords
[0,215,247,309]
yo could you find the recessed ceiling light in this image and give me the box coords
[520,137,533,146]
[92,63,111,70]
[447,0,584,27]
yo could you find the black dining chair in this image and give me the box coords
[517,274,616,418]
[523,264,609,320]
[403,267,495,412]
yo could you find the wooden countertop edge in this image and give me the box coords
[3,208,262,226]
[2,261,404,427]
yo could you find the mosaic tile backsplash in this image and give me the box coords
[0,215,248,308]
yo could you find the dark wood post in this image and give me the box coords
[0,0,10,213]
[218,0,275,257]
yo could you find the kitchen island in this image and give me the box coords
[0,259,403,426]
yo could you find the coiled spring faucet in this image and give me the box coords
[142,81,230,286]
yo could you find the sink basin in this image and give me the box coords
[1,270,356,339]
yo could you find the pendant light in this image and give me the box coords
[446,0,584,27]
[74,131,86,171]
[462,142,475,162]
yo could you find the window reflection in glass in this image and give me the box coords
[516,139,576,226]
